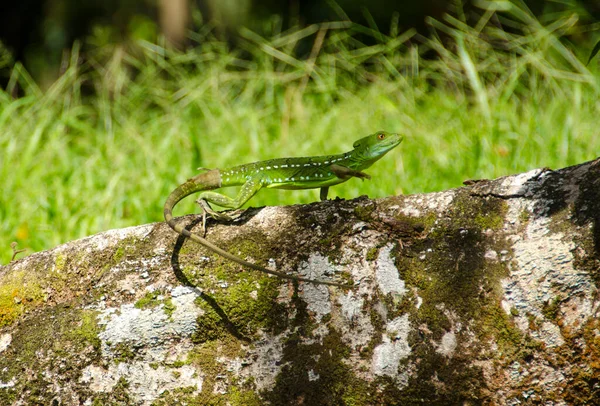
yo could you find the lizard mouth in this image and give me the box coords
[362,133,403,161]
[381,133,403,150]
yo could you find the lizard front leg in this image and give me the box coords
[320,165,370,201]
[329,164,372,180]
[320,187,329,201]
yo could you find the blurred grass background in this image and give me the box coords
[1,0,600,263]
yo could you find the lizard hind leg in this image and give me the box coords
[196,195,240,236]
[196,199,225,236]
[195,175,264,225]
[195,195,237,237]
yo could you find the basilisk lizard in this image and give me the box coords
[164,131,403,286]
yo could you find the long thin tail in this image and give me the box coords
[163,173,351,288]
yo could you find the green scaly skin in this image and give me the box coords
[164,131,403,287]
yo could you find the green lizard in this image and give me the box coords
[164,130,403,287]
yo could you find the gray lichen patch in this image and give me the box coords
[90,224,154,252]
[241,335,285,391]
[466,161,600,402]
[375,243,406,296]
[80,362,203,402]
[297,254,334,321]
[436,331,458,357]
[489,168,546,197]
[397,190,456,217]
[337,291,374,349]
[73,285,212,405]
[0,334,15,389]
[0,378,15,390]
[503,197,596,339]
[0,333,10,353]
[372,314,411,379]
[98,286,202,358]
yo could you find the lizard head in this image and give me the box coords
[352,131,403,160]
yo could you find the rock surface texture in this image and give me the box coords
[1,159,600,405]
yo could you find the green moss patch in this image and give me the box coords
[0,306,102,405]
[265,328,368,405]
[192,275,287,343]
[134,290,177,318]
[0,269,44,327]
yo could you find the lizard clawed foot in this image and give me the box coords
[196,199,241,236]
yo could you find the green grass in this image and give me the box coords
[1,1,599,263]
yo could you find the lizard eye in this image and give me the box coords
[377,133,386,140]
